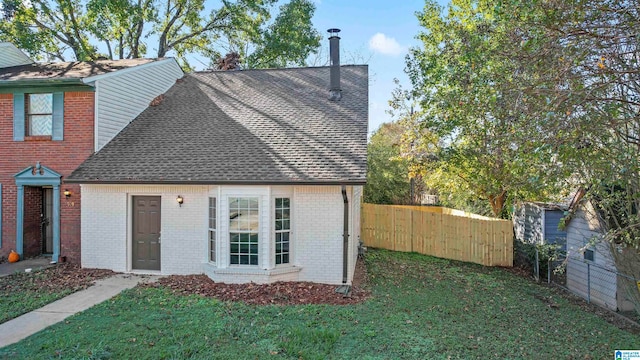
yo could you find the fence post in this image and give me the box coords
[587,262,591,304]
[534,247,540,282]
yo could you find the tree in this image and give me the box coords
[404,0,562,218]
[406,0,640,312]
[364,122,412,205]
[1,0,321,69]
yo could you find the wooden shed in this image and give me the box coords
[513,202,567,250]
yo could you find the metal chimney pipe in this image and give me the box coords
[328,28,341,100]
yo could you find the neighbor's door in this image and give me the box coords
[132,196,161,270]
[42,188,53,254]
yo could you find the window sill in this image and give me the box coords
[211,265,302,276]
[202,263,302,284]
[24,135,53,141]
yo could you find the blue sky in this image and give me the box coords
[309,0,440,134]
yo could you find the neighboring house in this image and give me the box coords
[564,201,635,312]
[0,43,183,263]
[513,202,568,251]
[66,34,369,285]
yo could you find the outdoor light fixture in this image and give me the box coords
[177,195,184,207]
[63,189,71,198]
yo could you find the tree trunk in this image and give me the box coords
[488,190,507,218]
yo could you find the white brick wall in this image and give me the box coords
[81,188,128,271]
[81,185,208,274]
[81,184,360,284]
[294,186,347,284]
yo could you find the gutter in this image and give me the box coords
[63,178,367,185]
[0,78,86,87]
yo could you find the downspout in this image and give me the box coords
[336,185,351,295]
[342,185,349,284]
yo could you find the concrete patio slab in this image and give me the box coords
[0,257,54,277]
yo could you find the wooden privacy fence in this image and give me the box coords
[361,204,513,267]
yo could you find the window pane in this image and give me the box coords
[274,197,291,265]
[29,115,52,136]
[230,255,239,264]
[29,93,53,113]
[229,197,259,265]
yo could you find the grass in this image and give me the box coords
[2,249,639,359]
[0,270,76,324]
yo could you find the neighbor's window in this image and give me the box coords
[229,197,259,265]
[275,198,290,265]
[584,248,594,262]
[208,197,216,263]
[26,93,53,136]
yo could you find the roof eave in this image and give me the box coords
[64,179,367,186]
[0,78,89,90]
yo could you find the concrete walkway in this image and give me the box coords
[0,274,159,348]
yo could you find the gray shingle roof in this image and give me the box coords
[0,58,157,81]
[67,65,368,184]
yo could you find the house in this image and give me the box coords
[66,32,369,285]
[0,43,183,263]
[513,202,568,251]
[564,201,635,312]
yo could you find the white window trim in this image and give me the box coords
[273,196,292,268]
[208,196,217,264]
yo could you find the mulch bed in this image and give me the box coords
[140,258,370,306]
[0,264,115,293]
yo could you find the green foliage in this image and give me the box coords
[403,0,562,218]
[0,0,321,69]
[364,122,411,204]
[2,249,639,359]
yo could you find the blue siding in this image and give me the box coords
[544,210,567,250]
[52,92,64,140]
[13,93,25,141]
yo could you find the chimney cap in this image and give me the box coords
[327,28,341,37]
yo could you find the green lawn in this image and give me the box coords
[1,249,638,359]
[0,265,113,324]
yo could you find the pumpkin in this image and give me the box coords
[8,250,19,263]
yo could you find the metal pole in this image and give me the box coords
[534,247,539,282]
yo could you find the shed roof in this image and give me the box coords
[67,65,369,184]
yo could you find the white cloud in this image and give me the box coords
[368,33,406,56]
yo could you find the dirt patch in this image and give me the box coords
[140,258,370,306]
[0,264,115,293]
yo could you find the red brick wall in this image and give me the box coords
[0,92,94,263]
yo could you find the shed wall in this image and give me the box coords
[565,203,618,310]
